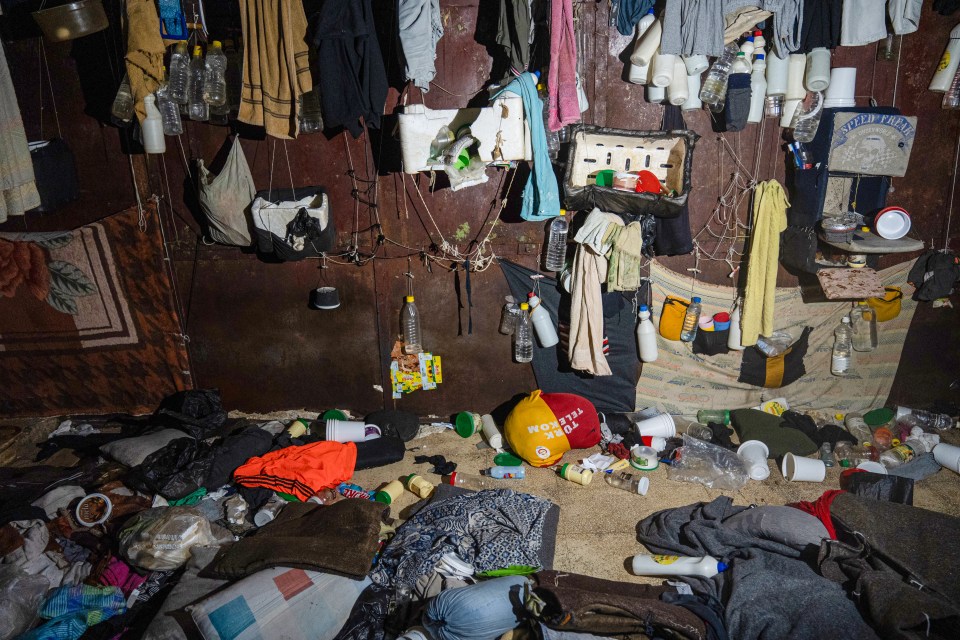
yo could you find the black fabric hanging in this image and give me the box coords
[654,105,694,256]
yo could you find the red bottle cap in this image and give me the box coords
[713,312,730,323]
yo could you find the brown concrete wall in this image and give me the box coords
[3,1,957,414]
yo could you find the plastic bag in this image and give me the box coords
[668,434,749,491]
[0,565,50,640]
[118,507,228,571]
[756,331,794,357]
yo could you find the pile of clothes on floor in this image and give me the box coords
[0,390,713,640]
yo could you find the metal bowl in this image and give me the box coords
[33,0,109,42]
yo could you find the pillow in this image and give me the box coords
[730,409,818,459]
[187,567,370,640]
[504,391,600,467]
[100,429,192,467]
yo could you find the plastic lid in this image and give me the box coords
[405,474,418,484]
[717,561,729,572]
[558,209,566,216]
[864,407,895,426]
[756,54,765,60]
[528,292,535,298]
[212,40,222,48]
[193,45,202,56]
[754,29,762,35]
[647,8,654,13]
[835,413,845,421]
[537,83,545,91]
[841,317,850,323]
[737,52,745,57]
[692,297,702,303]
[640,304,649,312]
[520,302,529,310]
[446,472,458,485]
[373,491,392,505]
[495,452,524,466]
[405,295,414,302]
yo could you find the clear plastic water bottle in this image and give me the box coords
[537,82,560,160]
[110,72,134,125]
[168,41,190,104]
[188,46,209,122]
[202,40,227,107]
[944,65,960,109]
[401,295,422,354]
[209,102,230,126]
[850,302,878,352]
[604,471,649,495]
[790,91,823,143]
[899,408,955,431]
[544,210,568,271]
[299,89,324,134]
[842,412,873,444]
[731,51,751,74]
[699,42,740,112]
[679,297,701,342]
[446,472,495,490]
[155,68,184,135]
[831,317,853,376]
[514,302,534,363]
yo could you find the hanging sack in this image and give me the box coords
[251,187,335,261]
[693,329,730,356]
[866,286,903,322]
[659,295,689,341]
[197,136,255,246]
[738,327,812,388]
[780,226,819,274]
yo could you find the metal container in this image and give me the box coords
[33,0,109,42]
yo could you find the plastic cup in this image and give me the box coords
[635,413,675,438]
[824,67,856,103]
[326,419,380,443]
[630,445,660,471]
[805,48,831,92]
[781,452,826,482]
[933,443,960,473]
[737,440,771,480]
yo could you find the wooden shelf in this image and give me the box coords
[818,229,923,254]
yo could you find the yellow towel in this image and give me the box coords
[124,0,165,124]
[741,180,789,346]
[238,0,313,139]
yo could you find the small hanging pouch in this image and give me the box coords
[659,295,689,341]
[197,136,255,246]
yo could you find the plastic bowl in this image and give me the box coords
[874,207,911,240]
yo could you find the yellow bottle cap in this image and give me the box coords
[212,40,222,48]
[193,45,203,56]
[559,209,566,216]
[520,302,529,310]
[405,296,414,303]
[835,413,844,421]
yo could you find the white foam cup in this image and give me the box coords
[933,443,960,473]
[636,413,676,438]
[326,420,380,443]
[737,440,771,480]
[781,452,826,482]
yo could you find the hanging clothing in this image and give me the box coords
[238,0,313,139]
[841,0,888,47]
[616,0,657,37]
[311,0,388,138]
[569,244,612,376]
[495,72,561,221]
[497,0,533,73]
[398,0,443,92]
[0,42,40,223]
[606,222,646,292]
[124,0,165,124]
[663,1,802,58]
[797,0,843,52]
[889,0,923,35]
[547,0,579,131]
[741,180,788,346]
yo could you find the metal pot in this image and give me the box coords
[33,0,109,42]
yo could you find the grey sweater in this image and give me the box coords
[660,0,803,58]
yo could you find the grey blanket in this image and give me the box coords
[636,497,878,640]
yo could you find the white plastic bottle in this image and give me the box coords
[752,29,765,55]
[544,210,569,271]
[682,54,708,76]
[850,302,878,352]
[514,302,534,363]
[141,95,166,154]
[652,51,677,88]
[636,304,658,363]
[680,297,701,342]
[647,85,665,103]
[480,414,503,450]
[740,34,756,60]
[401,295,423,354]
[155,68,184,136]
[628,9,657,83]
[188,46,209,122]
[700,42,739,112]
[831,317,853,376]
[682,74,702,111]
[527,293,559,348]
[747,54,767,123]
[631,554,728,578]
[727,302,744,350]
[731,52,751,74]
[629,14,661,67]
[930,23,960,92]
[667,58,689,105]
[202,40,227,106]
[168,41,190,104]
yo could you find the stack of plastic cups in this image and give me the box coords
[823,68,856,108]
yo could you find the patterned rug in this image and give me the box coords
[636,260,917,415]
[0,202,191,417]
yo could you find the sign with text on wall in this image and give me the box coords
[829,113,917,177]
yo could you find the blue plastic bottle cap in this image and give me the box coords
[692,297,702,303]
[640,304,649,312]
[757,54,765,60]
[717,561,729,572]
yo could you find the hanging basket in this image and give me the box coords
[33,0,109,43]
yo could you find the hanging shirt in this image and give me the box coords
[841,0,888,47]
[741,180,789,346]
[398,0,444,92]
